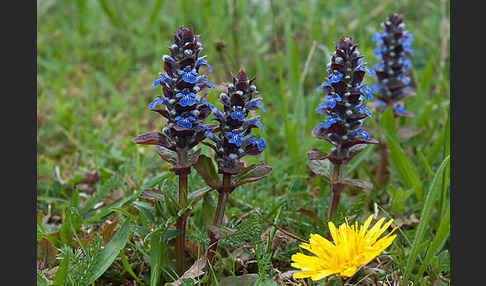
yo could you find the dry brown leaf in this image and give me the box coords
[185,239,203,260]
[38,238,58,265]
[166,257,207,286]
[102,219,119,244]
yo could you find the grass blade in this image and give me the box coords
[414,206,450,284]
[97,0,120,28]
[53,246,71,285]
[385,132,422,200]
[150,230,164,286]
[402,155,450,283]
[381,107,397,140]
[87,219,132,284]
[149,0,166,25]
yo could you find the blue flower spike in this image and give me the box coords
[312,37,377,163]
[134,25,215,153]
[371,13,414,117]
[206,69,267,171]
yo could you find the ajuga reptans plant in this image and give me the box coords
[132,25,215,274]
[194,69,272,256]
[372,12,414,117]
[309,37,378,220]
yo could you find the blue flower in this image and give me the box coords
[373,46,387,57]
[372,63,385,73]
[374,99,387,109]
[400,76,410,85]
[198,98,214,109]
[398,57,411,69]
[323,114,342,128]
[351,129,370,141]
[148,97,169,110]
[175,115,196,128]
[371,85,383,94]
[211,107,224,120]
[226,131,244,147]
[318,93,342,110]
[152,75,172,87]
[372,32,385,43]
[359,85,374,100]
[247,98,266,112]
[179,66,198,83]
[328,72,343,83]
[244,136,265,151]
[317,81,332,91]
[195,76,215,89]
[245,118,265,133]
[195,58,212,72]
[355,65,370,73]
[316,102,328,114]
[176,90,197,107]
[205,130,221,144]
[393,104,405,115]
[356,104,372,118]
[230,107,246,121]
[195,124,209,132]
[255,138,265,151]
[317,122,326,130]
[402,31,414,44]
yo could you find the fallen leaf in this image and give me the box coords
[166,257,207,286]
[38,238,58,265]
[219,274,259,286]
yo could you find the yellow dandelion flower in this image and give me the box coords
[291,215,397,281]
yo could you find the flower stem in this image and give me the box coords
[375,141,388,186]
[208,173,232,259]
[328,162,343,221]
[214,189,229,227]
[176,171,188,275]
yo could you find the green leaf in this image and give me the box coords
[417,100,434,129]
[97,0,120,27]
[403,156,449,283]
[188,186,212,206]
[307,158,332,181]
[155,145,178,165]
[149,0,166,25]
[81,170,124,215]
[53,246,71,285]
[415,206,450,284]
[382,107,398,140]
[144,172,171,189]
[220,274,259,286]
[150,230,164,286]
[343,145,374,177]
[232,163,273,187]
[385,132,422,200]
[134,201,156,223]
[419,58,435,94]
[85,189,142,223]
[37,271,48,286]
[193,154,220,189]
[426,107,450,164]
[87,219,132,284]
[60,207,82,245]
[120,249,143,285]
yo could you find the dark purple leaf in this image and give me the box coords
[307,149,328,160]
[340,178,373,189]
[231,163,272,188]
[193,155,221,189]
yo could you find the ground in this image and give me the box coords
[37,0,450,285]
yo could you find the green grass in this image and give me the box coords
[37,0,450,285]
